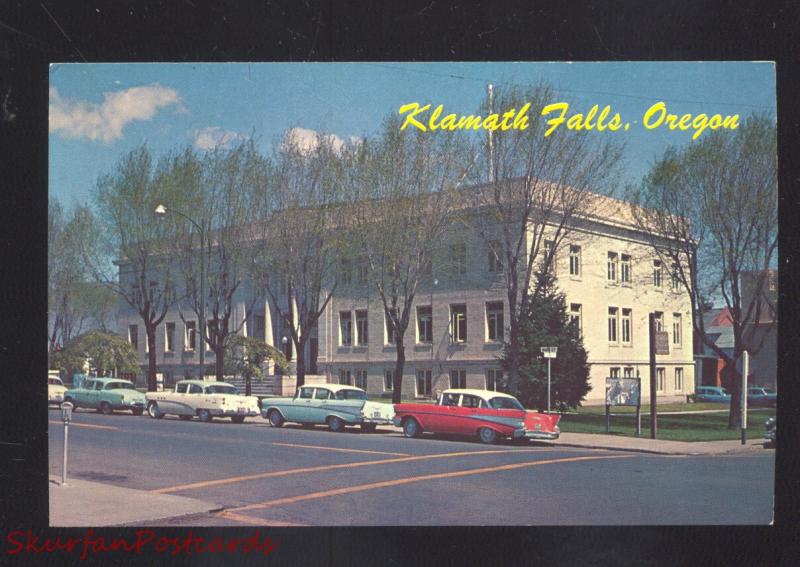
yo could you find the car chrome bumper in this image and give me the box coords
[216,408,259,417]
[361,417,394,425]
[513,428,560,440]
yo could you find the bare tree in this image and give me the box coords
[171,140,267,380]
[629,114,777,428]
[88,146,186,391]
[463,83,625,396]
[347,116,472,402]
[254,131,349,387]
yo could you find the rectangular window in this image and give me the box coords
[249,314,266,340]
[128,324,138,350]
[450,369,467,389]
[653,260,662,288]
[671,263,681,291]
[355,310,368,346]
[165,322,175,352]
[656,368,665,392]
[488,241,503,273]
[569,245,581,276]
[416,369,432,396]
[610,367,620,378]
[607,252,618,282]
[357,259,369,285]
[450,304,467,343]
[623,367,634,378]
[486,369,502,391]
[339,311,353,347]
[621,308,632,344]
[569,303,582,332]
[206,319,216,345]
[384,369,394,391]
[355,369,367,390]
[385,309,397,345]
[184,321,196,351]
[608,307,619,343]
[417,306,432,344]
[486,301,504,342]
[674,367,684,391]
[621,254,631,283]
[654,311,664,332]
[340,258,352,286]
[338,369,352,386]
[672,313,682,346]
[451,242,467,275]
[542,240,555,274]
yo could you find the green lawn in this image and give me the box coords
[572,402,735,414]
[558,409,775,442]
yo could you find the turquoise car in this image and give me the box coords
[262,384,395,433]
[694,386,731,403]
[64,377,146,415]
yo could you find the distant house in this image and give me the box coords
[695,307,734,387]
[741,270,777,389]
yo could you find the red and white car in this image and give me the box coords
[393,388,560,444]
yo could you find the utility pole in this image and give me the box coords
[487,83,494,183]
[648,313,657,439]
[741,351,749,445]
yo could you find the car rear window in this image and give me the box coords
[205,385,239,395]
[488,396,524,410]
[335,389,366,400]
[105,382,136,390]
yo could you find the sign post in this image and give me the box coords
[60,401,73,486]
[741,351,749,445]
[605,376,641,434]
[541,347,558,413]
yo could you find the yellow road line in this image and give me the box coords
[152,447,550,494]
[229,454,634,514]
[217,510,307,527]
[271,442,409,457]
[48,420,118,431]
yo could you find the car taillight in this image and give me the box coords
[221,397,226,405]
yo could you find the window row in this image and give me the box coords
[127,320,218,353]
[337,368,504,396]
[338,302,505,347]
[608,366,685,392]
[606,309,683,346]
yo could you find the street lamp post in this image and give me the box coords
[541,347,558,413]
[155,204,205,379]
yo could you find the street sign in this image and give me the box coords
[655,332,670,355]
[541,346,558,358]
[60,401,73,424]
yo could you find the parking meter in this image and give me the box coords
[61,401,73,424]
[60,401,73,485]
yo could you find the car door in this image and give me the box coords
[84,380,103,409]
[285,387,315,422]
[312,388,334,423]
[187,383,205,413]
[431,392,461,433]
[450,394,484,434]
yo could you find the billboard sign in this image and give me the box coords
[605,377,641,406]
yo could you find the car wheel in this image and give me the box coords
[231,416,246,424]
[147,402,163,419]
[131,407,144,416]
[478,427,498,445]
[179,414,192,421]
[361,423,377,433]
[327,416,345,432]
[402,417,422,438]
[197,409,212,423]
[268,410,284,427]
[100,402,113,415]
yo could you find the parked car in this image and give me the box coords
[48,376,67,406]
[747,386,777,408]
[146,380,260,423]
[261,384,395,432]
[694,386,731,403]
[64,377,145,415]
[764,416,776,448]
[392,388,561,444]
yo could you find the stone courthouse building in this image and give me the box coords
[118,185,695,405]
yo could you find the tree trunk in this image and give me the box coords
[145,324,157,392]
[721,362,742,430]
[245,375,251,396]
[392,335,406,404]
[215,347,225,381]
[295,340,306,387]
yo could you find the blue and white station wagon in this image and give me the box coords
[261,384,395,433]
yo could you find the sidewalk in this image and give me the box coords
[543,432,769,455]
[49,475,220,527]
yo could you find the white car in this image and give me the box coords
[145,379,260,423]
[48,376,67,406]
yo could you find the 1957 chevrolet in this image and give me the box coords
[393,388,561,444]
[261,384,395,432]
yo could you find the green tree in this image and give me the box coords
[223,335,287,396]
[503,271,591,412]
[52,331,139,379]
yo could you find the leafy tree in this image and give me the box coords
[223,335,287,396]
[503,271,591,412]
[52,330,139,379]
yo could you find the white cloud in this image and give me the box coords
[284,127,360,155]
[192,126,246,150]
[49,84,182,143]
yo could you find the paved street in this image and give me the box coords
[49,407,775,526]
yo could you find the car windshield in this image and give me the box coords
[488,396,524,410]
[106,382,137,390]
[205,385,239,395]
[335,389,366,400]
[49,378,63,386]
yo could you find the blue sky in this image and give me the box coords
[49,62,776,207]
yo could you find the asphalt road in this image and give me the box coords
[48,407,775,526]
